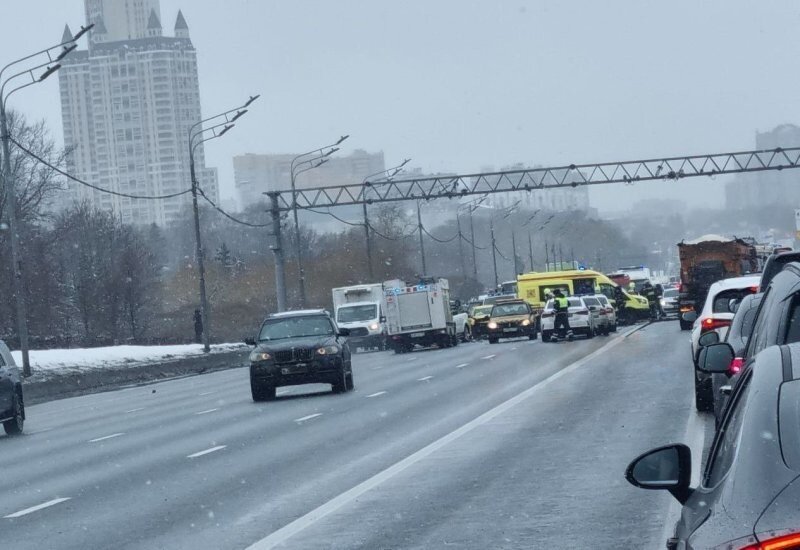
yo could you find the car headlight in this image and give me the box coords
[317,345,340,355]
[487,321,498,329]
[249,351,271,362]
[660,299,666,306]
[521,319,531,326]
[369,323,379,330]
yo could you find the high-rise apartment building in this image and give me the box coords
[233,149,385,207]
[58,0,217,226]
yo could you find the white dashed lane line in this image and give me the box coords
[366,391,387,398]
[194,408,218,415]
[294,413,323,423]
[187,445,227,459]
[4,497,71,519]
[88,433,125,443]
[481,354,496,360]
[455,363,469,369]
[198,391,216,396]
[125,407,145,413]
[417,376,433,382]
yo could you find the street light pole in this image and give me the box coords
[490,217,499,288]
[417,200,427,275]
[456,213,466,276]
[268,192,287,312]
[0,26,91,376]
[469,207,478,279]
[188,96,259,351]
[289,135,349,307]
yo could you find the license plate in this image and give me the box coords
[281,364,308,375]
[503,328,517,333]
[410,332,425,338]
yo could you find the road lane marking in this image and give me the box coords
[125,407,145,413]
[455,363,469,369]
[294,413,323,423]
[407,357,417,362]
[4,497,71,519]
[482,354,496,360]
[277,389,289,395]
[366,391,387,398]
[417,376,433,381]
[195,408,218,415]
[88,433,125,443]
[246,330,628,550]
[187,445,227,458]
[198,391,216,396]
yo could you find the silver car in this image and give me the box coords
[660,287,679,317]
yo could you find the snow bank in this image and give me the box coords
[10,343,247,373]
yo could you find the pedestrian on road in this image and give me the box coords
[642,281,658,320]
[553,289,572,341]
[193,309,203,344]
[614,286,628,325]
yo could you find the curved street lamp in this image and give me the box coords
[0,25,91,376]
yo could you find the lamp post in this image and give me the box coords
[289,135,349,307]
[0,25,92,376]
[361,159,410,280]
[188,95,259,352]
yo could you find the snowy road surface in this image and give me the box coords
[0,322,708,549]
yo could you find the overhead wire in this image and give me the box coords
[11,137,192,200]
[196,186,270,228]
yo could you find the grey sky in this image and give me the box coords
[2,0,799,212]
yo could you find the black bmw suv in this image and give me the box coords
[246,310,353,401]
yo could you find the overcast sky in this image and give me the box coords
[2,0,800,212]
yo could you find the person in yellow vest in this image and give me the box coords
[552,289,574,341]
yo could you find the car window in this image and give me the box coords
[258,316,334,341]
[491,303,529,316]
[746,287,774,359]
[663,289,678,298]
[568,298,582,308]
[0,352,5,367]
[337,304,377,323]
[712,288,755,313]
[704,369,752,487]
[784,295,800,344]
[598,283,616,300]
[582,297,600,307]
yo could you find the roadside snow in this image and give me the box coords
[10,343,247,373]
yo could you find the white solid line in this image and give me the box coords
[482,354,496,360]
[455,363,469,369]
[187,445,227,459]
[198,391,216,396]
[366,391,387,398]
[194,408,218,415]
[4,497,71,519]
[417,376,433,381]
[246,332,628,550]
[407,357,417,361]
[125,407,145,413]
[88,433,125,443]
[294,413,323,423]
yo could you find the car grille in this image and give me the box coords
[273,348,316,364]
[348,327,369,337]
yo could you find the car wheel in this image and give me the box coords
[3,389,24,436]
[528,331,537,340]
[694,377,714,413]
[541,330,552,342]
[586,326,595,339]
[333,369,349,393]
[251,381,276,402]
[610,322,617,333]
[680,319,692,331]
[488,337,498,344]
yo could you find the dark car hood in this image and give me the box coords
[254,335,337,352]
[753,473,800,541]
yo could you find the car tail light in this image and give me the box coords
[738,532,800,549]
[729,357,744,375]
[605,307,614,313]
[700,317,731,333]
[576,310,589,315]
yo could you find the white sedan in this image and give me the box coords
[541,297,596,341]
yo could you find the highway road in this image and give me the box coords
[0,321,709,550]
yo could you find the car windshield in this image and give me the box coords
[582,297,600,306]
[337,304,377,323]
[471,306,493,317]
[663,289,678,298]
[713,288,756,313]
[258,316,334,340]
[492,303,528,316]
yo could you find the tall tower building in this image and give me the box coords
[58,1,218,226]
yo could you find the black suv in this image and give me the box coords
[246,310,353,401]
[0,339,24,435]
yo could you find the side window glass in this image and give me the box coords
[704,371,751,487]
[747,288,773,358]
[0,353,5,367]
[784,295,800,344]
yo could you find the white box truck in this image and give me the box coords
[383,278,457,353]
[331,284,385,351]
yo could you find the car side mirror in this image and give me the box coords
[244,337,256,346]
[698,331,720,347]
[728,298,740,314]
[625,443,693,504]
[682,311,697,323]
[698,342,735,374]
[380,316,386,323]
[338,328,351,337]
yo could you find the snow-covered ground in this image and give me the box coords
[11,343,247,374]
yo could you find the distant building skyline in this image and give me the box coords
[57,0,217,226]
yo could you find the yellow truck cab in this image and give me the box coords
[516,269,649,318]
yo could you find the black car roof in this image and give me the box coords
[761,252,800,291]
